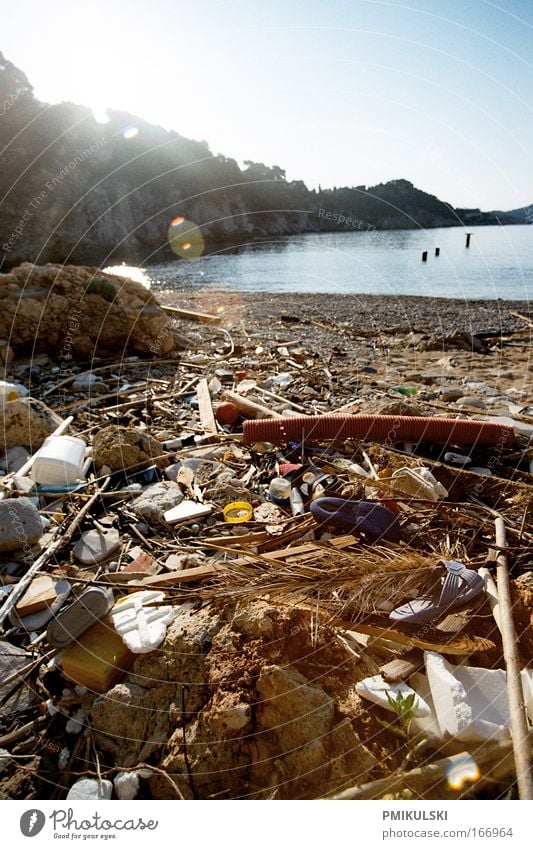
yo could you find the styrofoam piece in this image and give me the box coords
[520,669,533,725]
[110,591,175,653]
[32,435,86,485]
[355,674,430,717]
[425,651,510,742]
[163,500,214,524]
[409,673,443,740]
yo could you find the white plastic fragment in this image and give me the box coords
[114,770,140,800]
[58,748,70,770]
[424,651,510,742]
[110,591,175,653]
[67,777,113,800]
[391,467,448,501]
[355,674,430,717]
[163,500,214,525]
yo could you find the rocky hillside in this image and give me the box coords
[0,51,525,269]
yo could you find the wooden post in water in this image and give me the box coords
[435,247,440,256]
[421,251,428,262]
[465,233,472,248]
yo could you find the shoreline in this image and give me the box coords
[157,290,532,336]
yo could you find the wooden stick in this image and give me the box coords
[495,516,533,799]
[332,739,525,800]
[222,390,282,420]
[161,304,222,324]
[196,378,217,435]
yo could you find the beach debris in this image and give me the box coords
[0,639,38,716]
[47,587,114,649]
[11,577,71,630]
[0,497,44,551]
[163,499,214,525]
[73,526,120,565]
[0,446,31,474]
[355,674,430,717]
[31,435,86,485]
[110,591,176,653]
[389,560,484,625]
[310,498,400,542]
[61,618,135,692]
[130,480,183,523]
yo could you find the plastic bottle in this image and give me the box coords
[31,435,87,485]
[268,476,292,503]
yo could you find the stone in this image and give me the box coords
[0,397,63,453]
[439,387,464,402]
[0,263,179,359]
[0,639,37,717]
[73,527,120,565]
[114,771,140,800]
[93,425,164,472]
[0,497,43,552]
[130,481,183,523]
[66,778,113,800]
[0,446,30,473]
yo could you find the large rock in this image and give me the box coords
[92,425,164,472]
[0,397,63,453]
[0,497,43,552]
[0,263,177,359]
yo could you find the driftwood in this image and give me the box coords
[494,516,533,800]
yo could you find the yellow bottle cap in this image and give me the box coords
[223,501,253,523]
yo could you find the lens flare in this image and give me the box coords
[122,125,139,140]
[168,217,205,260]
[446,755,480,791]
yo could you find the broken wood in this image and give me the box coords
[494,516,533,800]
[344,622,495,656]
[196,378,218,435]
[222,390,282,420]
[161,304,222,324]
[138,565,218,588]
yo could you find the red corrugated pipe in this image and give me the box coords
[242,414,513,448]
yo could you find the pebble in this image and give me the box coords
[439,387,464,402]
[73,527,120,565]
[66,778,113,800]
[0,497,44,552]
[456,397,486,409]
[114,771,140,800]
[0,445,31,473]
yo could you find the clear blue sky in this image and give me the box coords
[3,0,533,210]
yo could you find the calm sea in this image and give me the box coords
[120,224,533,300]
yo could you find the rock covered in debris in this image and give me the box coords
[92,425,164,472]
[0,397,63,453]
[130,480,183,523]
[0,497,43,552]
[0,263,178,359]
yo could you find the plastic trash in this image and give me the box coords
[110,591,175,653]
[223,501,253,522]
[310,498,400,542]
[268,476,292,503]
[0,380,20,405]
[47,587,114,648]
[391,467,448,501]
[355,674,430,717]
[31,435,86,485]
[389,560,484,625]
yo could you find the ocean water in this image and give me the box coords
[133,224,533,300]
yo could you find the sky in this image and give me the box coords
[2,0,533,210]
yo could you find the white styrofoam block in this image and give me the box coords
[355,674,430,717]
[409,672,443,740]
[110,591,175,653]
[425,651,510,742]
[520,669,533,725]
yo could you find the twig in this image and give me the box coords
[494,516,533,800]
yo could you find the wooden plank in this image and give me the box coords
[197,378,217,435]
[161,304,222,324]
[15,575,58,617]
[380,652,423,683]
[139,565,218,588]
